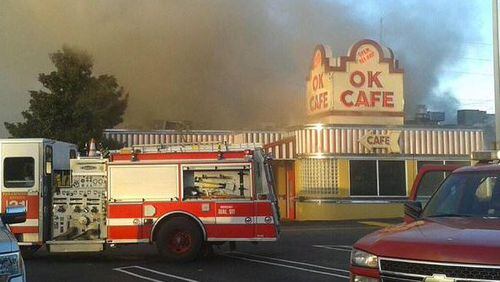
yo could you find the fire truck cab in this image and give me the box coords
[0,139,78,247]
[1,139,280,262]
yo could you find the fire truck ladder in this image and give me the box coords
[123,142,265,154]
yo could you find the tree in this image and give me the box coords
[5,46,127,150]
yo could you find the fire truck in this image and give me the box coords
[0,139,280,261]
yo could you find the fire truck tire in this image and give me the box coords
[156,217,203,262]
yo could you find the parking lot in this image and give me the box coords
[25,220,399,282]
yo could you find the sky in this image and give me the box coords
[0,0,495,137]
[353,0,494,115]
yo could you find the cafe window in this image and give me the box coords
[350,160,377,196]
[417,160,444,171]
[417,160,469,172]
[379,161,406,196]
[4,157,35,188]
[298,159,339,196]
[350,160,407,196]
[445,160,471,167]
[182,165,252,200]
[416,170,446,199]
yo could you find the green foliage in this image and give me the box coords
[97,137,126,157]
[5,46,128,150]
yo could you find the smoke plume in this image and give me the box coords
[0,0,485,135]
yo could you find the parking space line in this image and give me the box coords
[114,267,164,282]
[223,254,349,279]
[113,266,199,282]
[231,251,349,273]
[313,245,352,252]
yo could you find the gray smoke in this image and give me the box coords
[366,0,483,123]
[0,0,485,135]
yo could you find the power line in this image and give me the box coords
[460,99,496,102]
[463,41,493,46]
[459,57,493,62]
[441,70,493,76]
[460,102,494,105]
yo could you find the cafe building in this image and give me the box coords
[266,39,483,221]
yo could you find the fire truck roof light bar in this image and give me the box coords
[471,150,500,162]
[121,142,264,154]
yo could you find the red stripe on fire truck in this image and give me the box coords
[107,216,274,226]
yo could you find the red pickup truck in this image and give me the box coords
[350,164,500,282]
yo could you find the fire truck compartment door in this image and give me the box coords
[214,201,255,240]
[1,142,41,239]
[108,164,179,201]
[107,164,179,242]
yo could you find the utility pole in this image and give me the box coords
[379,17,384,44]
[493,0,500,149]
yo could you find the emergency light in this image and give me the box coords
[471,150,500,163]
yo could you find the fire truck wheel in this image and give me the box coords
[156,217,202,262]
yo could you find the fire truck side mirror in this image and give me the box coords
[1,205,27,225]
[45,161,52,175]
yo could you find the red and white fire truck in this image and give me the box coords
[0,139,280,261]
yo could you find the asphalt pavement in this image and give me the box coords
[25,219,401,282]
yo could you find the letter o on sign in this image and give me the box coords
[313,76,319,91]
[350,71,365,88]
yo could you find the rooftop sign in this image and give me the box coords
[306,46,334,116]
[306,39,404,125]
